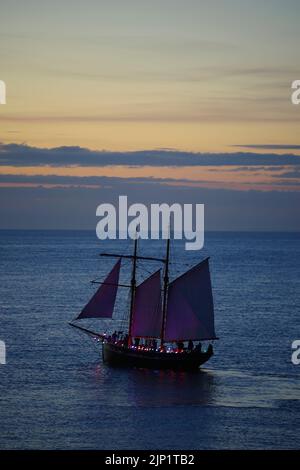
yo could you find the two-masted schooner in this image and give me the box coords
[70,238,217,370]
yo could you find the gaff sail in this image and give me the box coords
[130,270,162,338]
[164,258,216,341]
[75,259,121,319]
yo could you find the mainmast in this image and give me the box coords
[160,237,170,344]
[128,237,138,342]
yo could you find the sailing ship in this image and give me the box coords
[70,238,218,370]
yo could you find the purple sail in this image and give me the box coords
[76,259,121,319]
[164,258,216,341]
[131,270,162,338]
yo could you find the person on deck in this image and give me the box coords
[123,334,129,347]
[188,340,194,351]
[111,331,117,342]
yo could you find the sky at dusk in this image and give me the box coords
[0,0,299,230]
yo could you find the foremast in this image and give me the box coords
[99,237,166,342]
[160,237,170,345]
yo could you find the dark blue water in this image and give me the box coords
[0,230,299,449]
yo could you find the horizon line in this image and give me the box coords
[0,228,299,234]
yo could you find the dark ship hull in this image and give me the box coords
[102,342,213,370]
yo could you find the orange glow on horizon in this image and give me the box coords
[0,164,299,192]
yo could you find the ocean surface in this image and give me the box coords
[0,230,299,449]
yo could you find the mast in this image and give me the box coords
[160,236,170,344]
[128,237,138,341]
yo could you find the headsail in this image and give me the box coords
[76,259,121,319]
[164,258,216,341]
[131,270,162,338]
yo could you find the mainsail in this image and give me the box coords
[131,270,162,338]
[164,258,216,341]
[76,258,121,319]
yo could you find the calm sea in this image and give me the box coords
[0,230,299,449]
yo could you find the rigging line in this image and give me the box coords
[93,255,132,284]
[140,265,158,277]
[101,236,131,258]
[90,281,131,287]
[168,236,174,279]
[121,257,132,269]
[121,236,132,255]
[71,325,102,352]
[168,262,191,266]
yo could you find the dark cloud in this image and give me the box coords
[0,172,299,188]
[1,144,299,231]
[1,143,300,168]
[272,169,300,179]
[233,144,300,150]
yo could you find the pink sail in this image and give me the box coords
[131,270,162,338]
[164,258,216,341]
[76,259,121,319]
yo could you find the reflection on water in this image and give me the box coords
[92,359,300,410]
[92,361,215,407]
[128,369,215,407]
